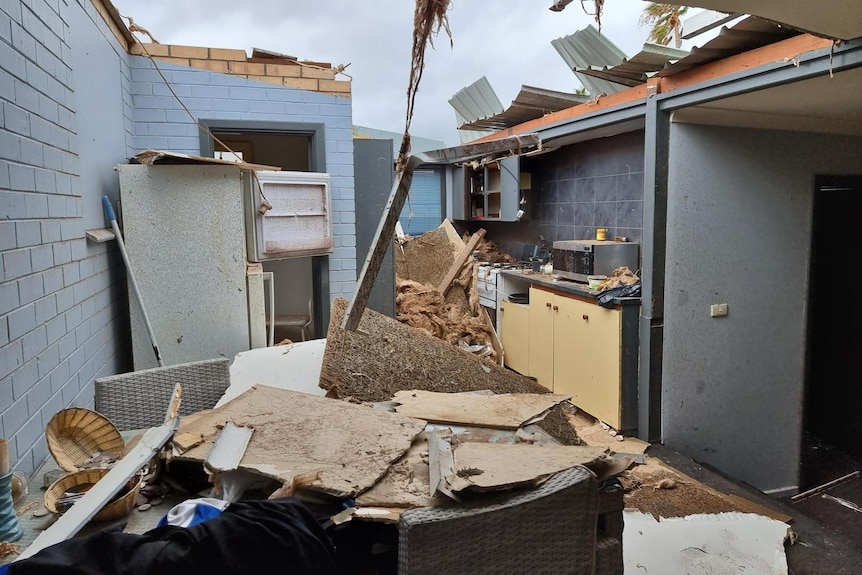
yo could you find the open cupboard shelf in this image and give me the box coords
[459,156,530,222]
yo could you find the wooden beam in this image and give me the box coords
[341,155,422,331]
[437,229,486,297]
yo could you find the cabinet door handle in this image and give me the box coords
[582,314,589,320]
[546,302,552,308]
[552,305,559,311]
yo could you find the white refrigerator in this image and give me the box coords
[117,163,267,370]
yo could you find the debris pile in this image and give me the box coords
[394,220,499,362]
[597,266,640,291]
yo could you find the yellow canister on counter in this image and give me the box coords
[596,228,607,241]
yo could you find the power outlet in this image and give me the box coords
[710,303,729,317]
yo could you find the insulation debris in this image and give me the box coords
[597,266,640,291]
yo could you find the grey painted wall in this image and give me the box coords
[1,0,131,477]
[128,57,357,304]
[663,124,862,493]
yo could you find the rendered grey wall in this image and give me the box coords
[663,124,862,493]
[128,58,357,304]
[1,0,132,476]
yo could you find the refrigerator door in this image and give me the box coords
[118,164,252,369]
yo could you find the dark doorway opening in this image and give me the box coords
[796,175,862,547]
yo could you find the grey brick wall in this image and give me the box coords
[128,58,357,302]
[1,0,131,477]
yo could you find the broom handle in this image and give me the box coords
[102,196,165,367]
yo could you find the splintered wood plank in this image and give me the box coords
[437,229,486,296]
[447,442,609,492]
[320,298,550,403]
[391,390,572,430]
[174,385,427,498]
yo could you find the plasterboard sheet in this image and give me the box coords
[391,390,572,429]
[448,442,609,492]
[219,339,327,406]
[177,385,427,498]
[622,510,790,575]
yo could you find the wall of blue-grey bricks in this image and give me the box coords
[1,0,133,477]
[465,130,645,260]
[127,58,357,302]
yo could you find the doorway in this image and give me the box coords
[801,175,862,490]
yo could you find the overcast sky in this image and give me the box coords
[110,0,706,146]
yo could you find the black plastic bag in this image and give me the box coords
[597,282,641,308]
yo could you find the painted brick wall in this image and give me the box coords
[0,0,132,476]
[128,57,357,302]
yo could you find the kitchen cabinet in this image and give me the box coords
[461,156,530,222]
[499,299,530,376]
[528,285,639,431]
[528,288,554,391]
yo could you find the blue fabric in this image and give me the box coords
[0,563,10,575]
[156,498,227,528]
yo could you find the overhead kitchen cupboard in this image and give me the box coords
[528,286,639,432]
[457,156,530,222]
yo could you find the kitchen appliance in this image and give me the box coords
[551,240,639,283]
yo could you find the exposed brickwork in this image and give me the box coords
[128,42,351,98]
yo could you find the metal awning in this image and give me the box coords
[660,0,862,40]
[458,85,591,131]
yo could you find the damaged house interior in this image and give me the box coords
[1,0,861,574]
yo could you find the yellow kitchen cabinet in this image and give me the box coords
[553,294,622,428]
[529,285,639,431]
[499,299,530,376]
[528,287,555,390]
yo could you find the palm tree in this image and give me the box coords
[639,3,689,48]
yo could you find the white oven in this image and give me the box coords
[478,265,500,331]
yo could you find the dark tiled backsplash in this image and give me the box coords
[463,131,645,258]
[531,131,645,245]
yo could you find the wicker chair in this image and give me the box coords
[94,358,231,430]
[398,465,599,575]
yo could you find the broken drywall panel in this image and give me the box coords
[355,431,448,509]
[320,298,549,403]
[622,510,791,575]
[173,385,427,498]
[446,442,609,492]
[219,339,327,407]
[391,390,572,430]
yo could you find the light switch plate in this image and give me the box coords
[710,303,729,317]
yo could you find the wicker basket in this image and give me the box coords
[44,468,142,522]
[46,408,125,472]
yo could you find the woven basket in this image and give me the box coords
[44,468,142,522]
[46,408,125,472]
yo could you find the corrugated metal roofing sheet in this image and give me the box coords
[575,43,690,87]
[658,16,801,76]
[551,25,630,95]
[447,76,504,130]
[457,85,590,131]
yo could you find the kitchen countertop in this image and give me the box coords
[498,268,641,307]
